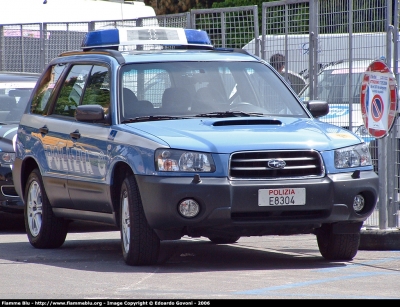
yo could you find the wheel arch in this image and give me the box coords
[20,157,40,202]
[110,161,134,229]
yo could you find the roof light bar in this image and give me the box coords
[81,27,213,50]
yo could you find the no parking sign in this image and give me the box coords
[360,60,398,138]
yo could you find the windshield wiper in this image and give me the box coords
[122,115,188,123]
[121,112,265,122]
[195,111,264,118]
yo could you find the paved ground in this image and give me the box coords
[1,218,400,299]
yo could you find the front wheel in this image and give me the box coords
[316,224,360,261]
[24,168,68,248]
[120,174,160,266]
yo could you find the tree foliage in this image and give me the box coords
[143,0,268,16]
[144,0,213,15]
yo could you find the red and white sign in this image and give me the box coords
[360,60,398,138]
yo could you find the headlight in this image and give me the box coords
[334,143,372,168]
[155,149,215,172]
[0,152,16,165]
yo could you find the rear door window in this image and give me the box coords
[53,65,91,117]
[31,64,66,115]
[52,64,111,117]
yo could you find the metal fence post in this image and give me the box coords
[348,0,353,132]
[88,22,95,32]
[309,0,318,100]
[185,12,191,29]
[0,26,3,71]
[261,3,266,61]
[40,23,45,72]
[42,23,47,72]
[18,25,24,71]
[393,0,400,228]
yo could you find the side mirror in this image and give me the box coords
[305,100,329,118]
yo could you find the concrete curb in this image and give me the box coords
[359,228,400,250]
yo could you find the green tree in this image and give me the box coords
[143,0,270,16]
[144,0,213,15]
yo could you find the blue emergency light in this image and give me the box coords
[81,27,213,50]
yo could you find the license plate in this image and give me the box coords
[258,188,306,206]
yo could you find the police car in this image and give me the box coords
[12,27,379,266]
[0,72,39,214]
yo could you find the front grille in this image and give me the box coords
[229,150,324,179]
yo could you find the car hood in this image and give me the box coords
[0,124,17,152]
[124,117,362,153]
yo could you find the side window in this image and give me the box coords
[122,68,170,108]
[53,64,91,117]
[31,64,66,115]
[81,65,111,115]
[143,70,170,107]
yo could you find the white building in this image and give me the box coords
[0,0,156,24]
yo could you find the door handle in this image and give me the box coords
[39,126,48,134]
[70,130,81,139]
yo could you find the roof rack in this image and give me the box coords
[81,27,214,51]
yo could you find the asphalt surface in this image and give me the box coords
[1,212,400,299]
[2,210,399,250]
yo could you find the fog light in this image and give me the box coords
[353,194,365,213]
[178,199,200,218]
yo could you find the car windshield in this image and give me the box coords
[119,61,307,121]
[0,80,37,123]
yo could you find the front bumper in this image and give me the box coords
[136,170,379,239]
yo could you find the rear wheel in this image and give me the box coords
[208,235,240,244]
[24,168,68,248]
[316,224,360,261]
[120,174,160,266]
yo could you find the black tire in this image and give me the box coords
[208,235,241,244]
[24,168,68,248]
[316,224,360,261]
[120,174,160,266]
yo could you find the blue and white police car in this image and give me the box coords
[12,27,379,266]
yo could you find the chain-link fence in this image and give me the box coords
[257,0,398,229]
[1,0,399,229]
